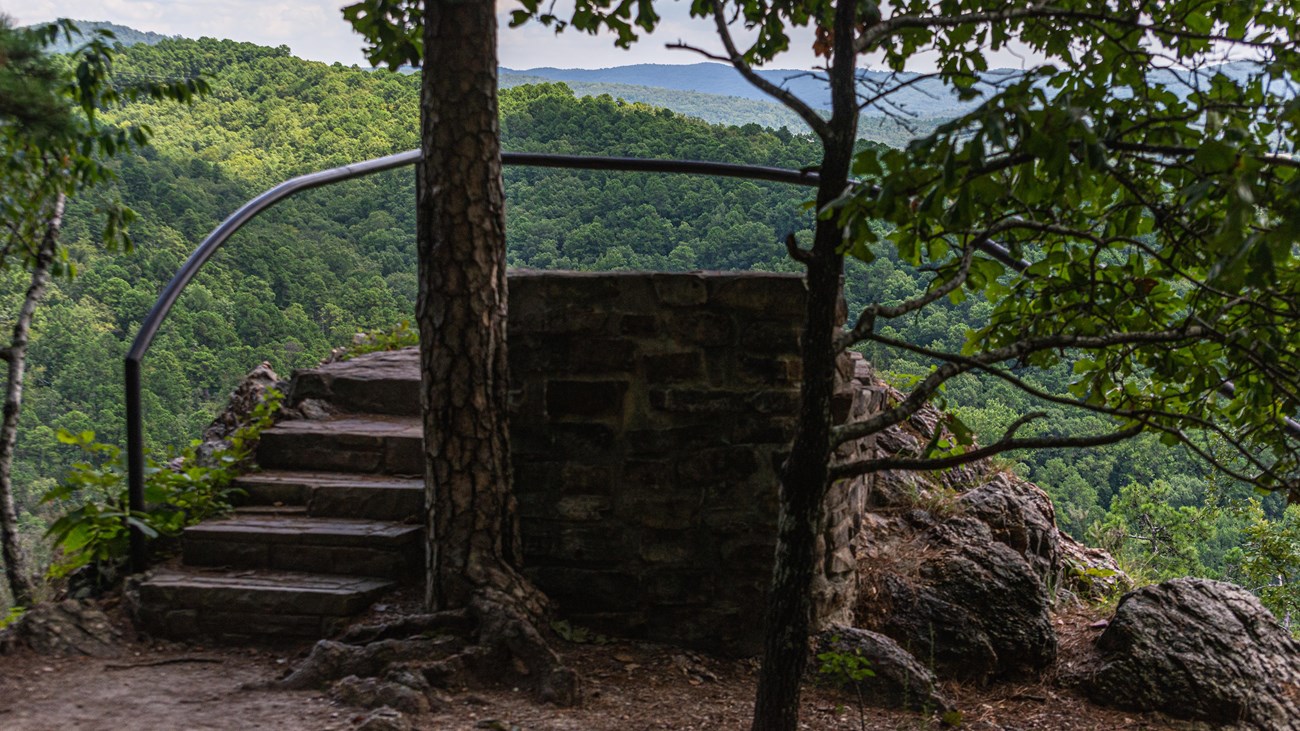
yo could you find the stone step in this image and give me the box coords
[134,567,394,640]
[183,515,422,579]
[234,470,424,521]
[256,415,422,475]
[233,504,308,518]
[289,348,420,415]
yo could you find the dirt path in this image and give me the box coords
[0,631,1193,731]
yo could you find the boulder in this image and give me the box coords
[197,361,281,462]
[958,474,1061,587]
[857,515,1056,683]
[354,707,412,731]
[815,626,955,713]
[1058,531,1131,602]
[1085,578,1300,730]
[330,674,431,715]
[0,600,121,657]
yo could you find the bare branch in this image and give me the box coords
[829,425,1144,480]
[703,0,832,140]
[838,241,975,349]
[832,325,1207,445]
[784,232,813,264]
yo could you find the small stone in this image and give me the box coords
[354,707,410,731]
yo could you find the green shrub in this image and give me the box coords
[41,389,281,578]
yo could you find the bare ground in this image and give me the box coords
[0,603,1203,731]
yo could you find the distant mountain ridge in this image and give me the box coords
[502,63,978,117]
[33,20,177,55]
[503,60,1268,118]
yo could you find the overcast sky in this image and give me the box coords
[6,0,830,70]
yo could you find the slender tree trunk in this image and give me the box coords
[0,192,64,609]
[751,1,858,727]
[416,0,530,614]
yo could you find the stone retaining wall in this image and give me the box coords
[506,271,874,655]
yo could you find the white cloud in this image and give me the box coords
[5,0,829,70]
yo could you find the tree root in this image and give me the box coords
[269,594,580,710]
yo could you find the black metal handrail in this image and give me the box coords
[123,150,825,568]
[123,148,1300,570]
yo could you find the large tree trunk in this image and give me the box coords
[0,192,64,609]
[415,0,537,619]
[751,1,858,727]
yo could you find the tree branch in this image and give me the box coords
[832,325,1206,446]
[838,241,975,349]
[702,0,832,140]
[829,425,1144,480]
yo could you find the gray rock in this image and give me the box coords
[354,707,411,731]
[815,626,955,712]
[1085,578,1300,730]
[959,474,1060,587]
[330,675,431,714]
[858,516,1056,683]
[1058,531,1131,602]
[0,600,121,657]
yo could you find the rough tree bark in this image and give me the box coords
[0,192,64,609]
[750,1,858,727]
[279,0,576,705]
[415,0,534,617]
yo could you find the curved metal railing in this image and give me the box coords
[124,150,825,568]
[123,148,1300,569]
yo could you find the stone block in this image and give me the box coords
[642,351,704,383]
[639,532,697,564]
[663,311,735,345]
[679,447,759,485]
[729,419,796,444]
[653,273,709,306]
[184,538,269,570]
[547,422,618,453]
[737,354,801,384]
[559,463,616,495]
[643,570,713,604]
[545,307,616,335]
[547,380,629,419]
[526,567,641,613]
[738,320,802,352]
[708,274,806,315]
[623,426,726,454]
[555,495,611,521]
[566,338,638,373]
[750,389,801,414]
[617,495,697,530]
[649,388,746,414]
[619,313,658,336]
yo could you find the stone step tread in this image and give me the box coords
[233,505,309,516]
[232,470,423,522]
[296,348,419,381]
[234,470,423,491]
[184,515,421,546]
[143,567,393,594]
[262,414,421,439]
[138,567,394,617]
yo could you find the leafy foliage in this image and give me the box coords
[41,389,280,578]
[817,639,876,731]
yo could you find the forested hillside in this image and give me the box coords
[2,35,1292,614]
[499,72,938,147]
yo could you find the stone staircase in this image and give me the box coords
[132,350,425,641]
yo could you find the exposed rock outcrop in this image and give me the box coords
[0,600,121,657]
[815,626,955,712]
[196,361,281,462]
[1085,578,1300,730]
[1058,531,1132,601]
[959,473,1061,586]
[856,512,1057,683]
